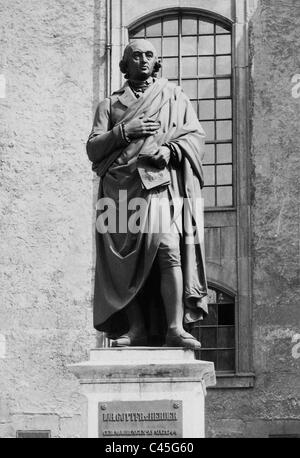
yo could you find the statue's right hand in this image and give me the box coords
[124,117,160,139]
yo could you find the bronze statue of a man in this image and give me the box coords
[87,39,208,349]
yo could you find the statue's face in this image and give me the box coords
[126,40,157,81]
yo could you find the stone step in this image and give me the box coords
[89,347,196,363]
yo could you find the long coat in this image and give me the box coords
[87,78,208,341]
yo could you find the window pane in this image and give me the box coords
[218,327,235,347]
[201,121,215,140]
[168,79,179,86]
[203,144,215,164]
[198,36,214,55]
[181,36,197,55]
[216,100,232,119]
[194,326,202,343]
[218,292,233,303]
[217,78,231,97]
[182,17,197,35]
[198,57,214,76]
[218,303,235,325]
[203,187,215,207]
[190,325,201,342]
[216,56,231,74]
[199,20,214,34]
[203,165,215,185]
[162,58,178,78]
[190,100,198,115]
[216,120,232,140]
[163,37,177,56]
[199,100,214,120]
[145,20,161,36]
[182,57,197,76]
[217,164,232,185]
[130,26,144,37]
[198,79,214,99]
[216,24,230,34]
[217,186,233,206]
[217,350,235,371]
[203,303,217,324]
[201,327,217,348]
[149,38,161,55]
[181,79,197,99]
[201,350,217,365]
[216,35,231,54]
[217,144,232,163]
[163,17,178,35]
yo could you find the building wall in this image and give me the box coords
[206,0,300,437]
[0,0,299,437]
[0,0,107,438]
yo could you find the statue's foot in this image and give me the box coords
[165,330,201,350]
[111,333,148,347]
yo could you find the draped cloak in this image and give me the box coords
[87,78,208,342]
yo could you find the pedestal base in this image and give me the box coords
[68,348,216,438]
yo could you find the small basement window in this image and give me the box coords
[189,286,235,372]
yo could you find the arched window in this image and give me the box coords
[130,13,234,208]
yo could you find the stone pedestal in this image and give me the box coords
[68,348,216,438]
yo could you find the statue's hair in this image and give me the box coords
[119,41,162,79]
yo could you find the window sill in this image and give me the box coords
[204,207,237,212]
[207,372,255,389]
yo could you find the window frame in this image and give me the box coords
[129,14,234,210]
[106,0,254,388]
[193,283,237,373]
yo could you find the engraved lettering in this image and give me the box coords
[99,401,183,438]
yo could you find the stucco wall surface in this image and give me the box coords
[206,0,300,437]
[0,0,106,437]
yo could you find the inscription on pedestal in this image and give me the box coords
[98,400,183,438]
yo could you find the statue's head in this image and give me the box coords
[119,39,161,81]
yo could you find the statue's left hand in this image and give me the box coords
[151,146,170,169]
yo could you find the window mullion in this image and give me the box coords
[213,21,217,207]
[196,17,199,118]
[178,14,182,86]
[160,17,163,72]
